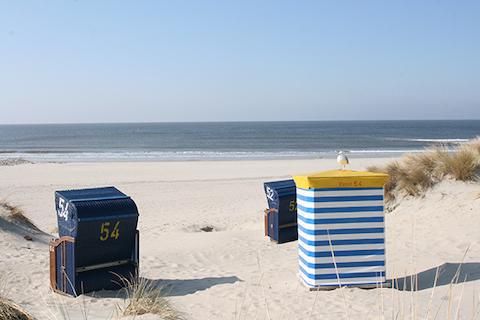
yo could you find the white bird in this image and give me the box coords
[336,151,349,170]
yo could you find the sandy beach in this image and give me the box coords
[1,158,479,319]
[3,0,480,318]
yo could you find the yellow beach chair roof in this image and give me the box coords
[293,169,389,189]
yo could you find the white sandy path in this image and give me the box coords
[0,158,479,319]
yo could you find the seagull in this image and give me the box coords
[336,151,349,170]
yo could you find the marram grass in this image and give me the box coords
[368,137,480,203]
[117,276,182,320]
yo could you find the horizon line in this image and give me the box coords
[1,119,480,126]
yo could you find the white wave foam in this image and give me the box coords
[388,138,469,143]
[0,149,426,162]
[349,149,424,154]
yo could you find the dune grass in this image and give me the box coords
[0,298,34,320]
[0,277,34,320]
[117,276,181,320]
[368,138,480,203]
[44,277,181,320]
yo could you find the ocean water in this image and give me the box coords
[0,121,479,162]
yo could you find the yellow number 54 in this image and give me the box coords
[288,200,297,212]
[100,221,120,241]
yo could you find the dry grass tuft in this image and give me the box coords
[0,297,34,320]
[0,277,34,320]
[466,137,480,155]
[368,138,480,203]
[118,277,181,319]
[0,201,40,231]
[437,147,479,181]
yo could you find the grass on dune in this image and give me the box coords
[117,276,181,320]
[368,137,480,203]
[0,278,34,320]
[0,298,34,320]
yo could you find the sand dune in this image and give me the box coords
[0,158,479,319]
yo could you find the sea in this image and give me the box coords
[0,120,479,162]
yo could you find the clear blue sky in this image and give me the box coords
[1,1,479,123]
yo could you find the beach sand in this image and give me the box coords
[1,158,479,319]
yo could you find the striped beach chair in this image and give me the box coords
[293,170,389,289]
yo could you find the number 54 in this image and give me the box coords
[100,221,120,241]
[289,200,296,212]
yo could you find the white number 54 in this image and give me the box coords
[266,187,275,201]
[57,198,69,221]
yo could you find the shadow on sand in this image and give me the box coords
[390,262,480,291]
[89,275,241,298]
[154,276,241,296]
[0,214,52,245]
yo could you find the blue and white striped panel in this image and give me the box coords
[297,187,386,288]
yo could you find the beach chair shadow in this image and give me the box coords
[390,262,480,291]
[152,276,241,297]
[87,275,241,298]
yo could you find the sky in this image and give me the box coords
[0,1,479,124]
